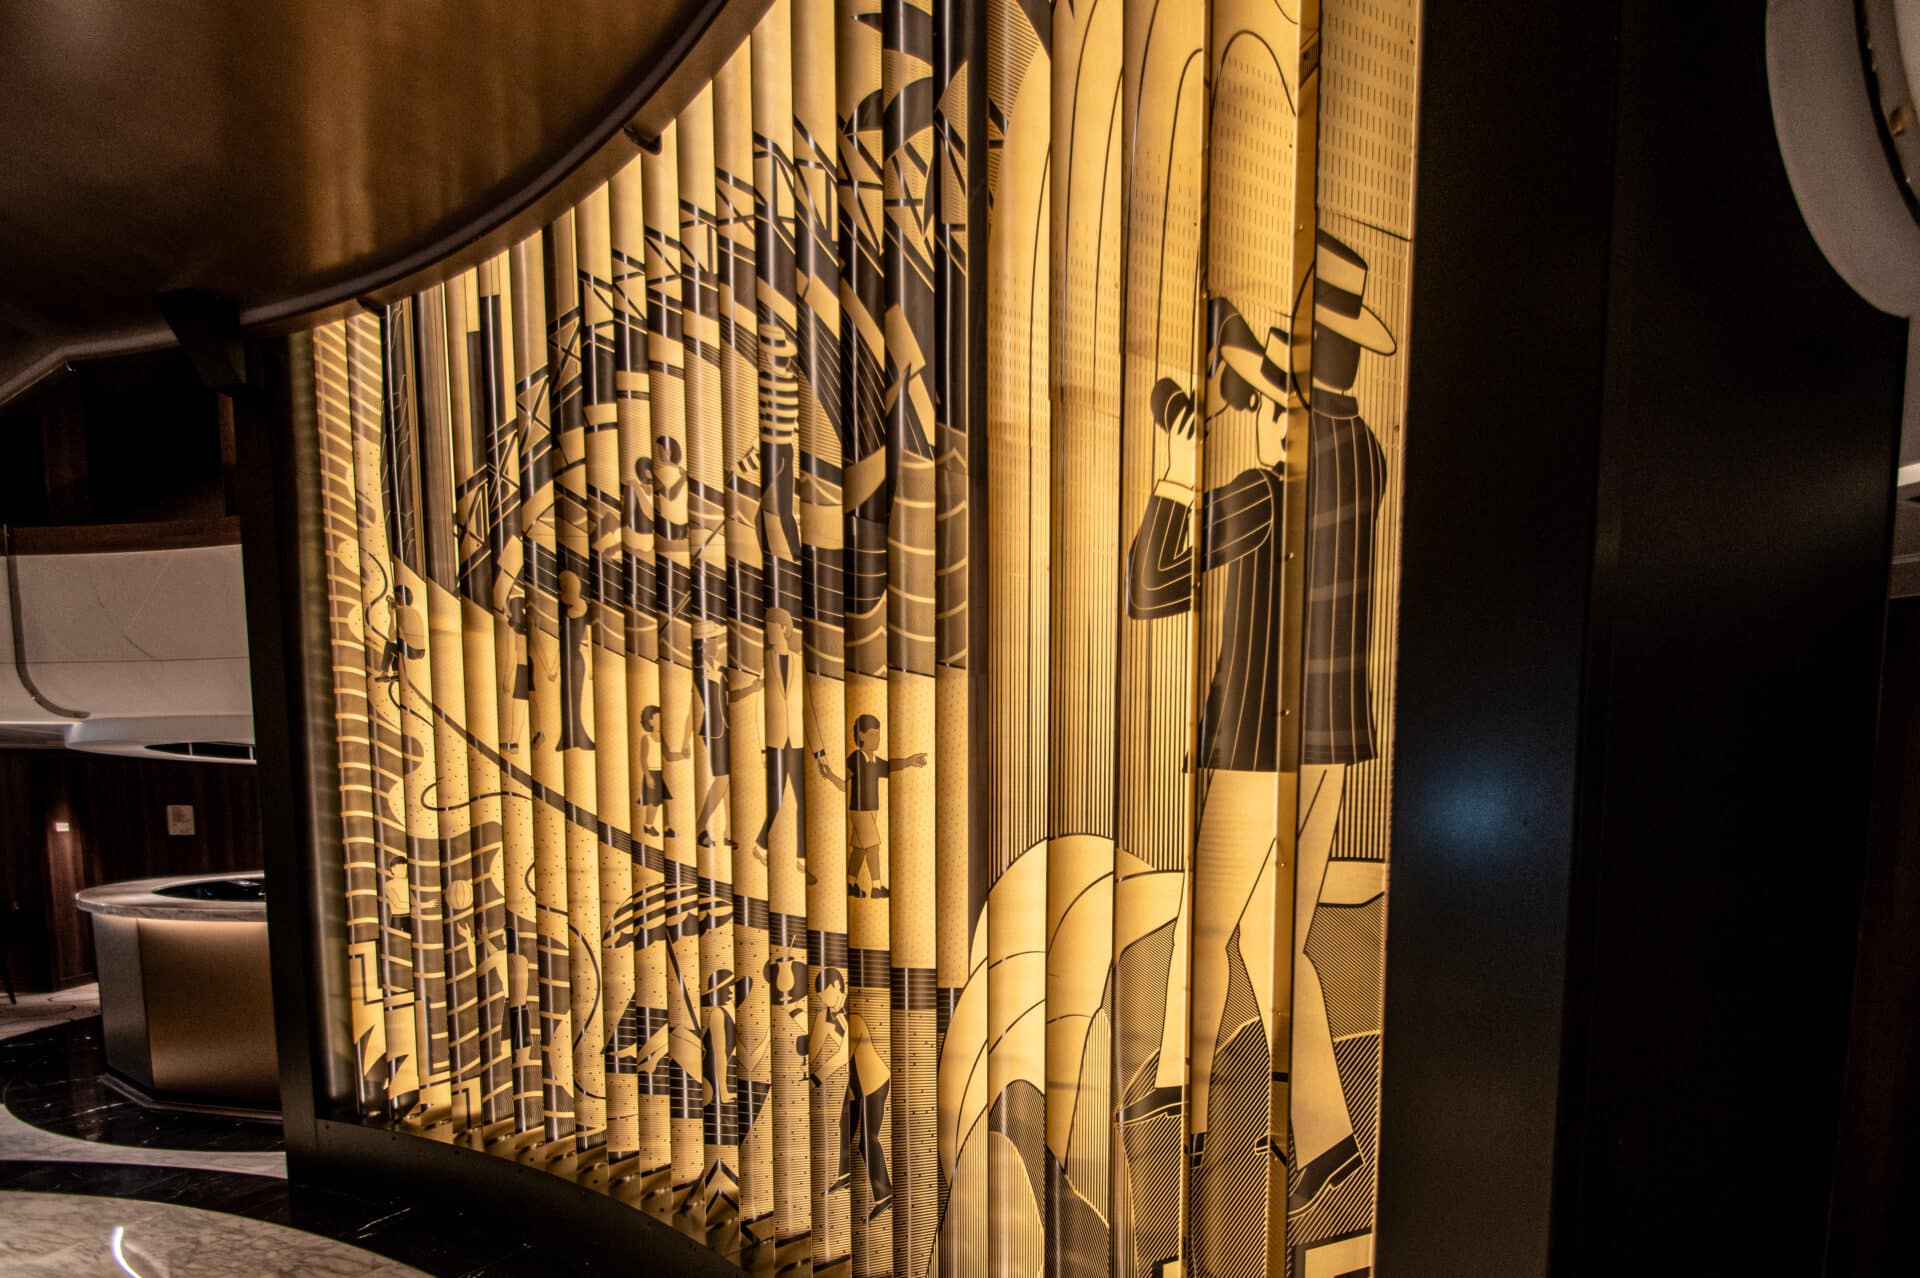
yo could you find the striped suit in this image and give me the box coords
[1127,461,1288,774]
[1303,392,1387,766]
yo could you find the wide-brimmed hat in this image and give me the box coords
[1310,231,1396,355]
[1208,296,1292,403]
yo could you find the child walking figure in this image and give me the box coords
[635,704,687,840]
[815,713,925,900]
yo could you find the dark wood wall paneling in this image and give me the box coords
[1381,0,1906,1274]
[0,750,261,992]
[0,757,52,996]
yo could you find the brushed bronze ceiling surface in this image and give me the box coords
[0,0,719,394]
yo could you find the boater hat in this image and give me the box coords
[1311,231,1396,355]
[1209,296,1292,403]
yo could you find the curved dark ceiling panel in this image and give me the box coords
[0,0,757,401]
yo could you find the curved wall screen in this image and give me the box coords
[305,0,1418,1273]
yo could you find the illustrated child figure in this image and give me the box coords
[815,713,926,900]
[636,705,676,839]
[377,583,426,686]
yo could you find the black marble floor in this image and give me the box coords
[0,1018,636,1276]
[0,1017,284,1152]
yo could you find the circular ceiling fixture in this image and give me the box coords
[1859,0,1920,225]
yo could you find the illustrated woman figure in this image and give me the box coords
[690,630,740,849]
[556,569,594,751]
[751,607,808,871]
[500,594,533,753]
[651,434,689,549]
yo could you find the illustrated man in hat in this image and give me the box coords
[807,965,894,1219]
[700,967,745,1116]
[1288,230,1395,1216]
[698,967,747,1219]
[1122,293,1301,1168]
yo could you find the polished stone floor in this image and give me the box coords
[0,1162,584,1276]
[0,1006,625,1275]
[0,984,100,1043]
[0,1190,430,1276]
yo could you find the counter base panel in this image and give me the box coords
[91,913,280,1107]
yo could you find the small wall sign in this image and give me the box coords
[166,805,195,836]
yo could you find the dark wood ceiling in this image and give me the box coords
[0,0,739,400]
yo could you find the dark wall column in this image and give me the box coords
[1379,1,1907,1273]
[1374,0,1622,1270]
[234,331,355,1155]
[1827,598,1920,1275]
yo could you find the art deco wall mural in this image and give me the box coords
[305,0,1417,1273]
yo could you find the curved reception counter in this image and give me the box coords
[75,872,278,1113]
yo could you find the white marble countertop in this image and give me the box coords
[75,872,267,923]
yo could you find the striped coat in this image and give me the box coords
[1302,392,1387,765]
[1126,462,1288,773]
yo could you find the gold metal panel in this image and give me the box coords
[139,919,278,1101]
[306,1,1421,1270]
